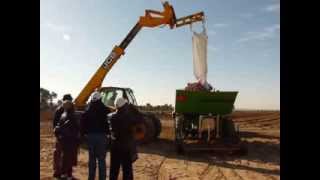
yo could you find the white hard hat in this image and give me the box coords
[91,91,102,102]
[115,97,128,108]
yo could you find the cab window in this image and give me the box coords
[101,89,124,107]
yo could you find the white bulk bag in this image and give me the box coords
[192,27,208,85]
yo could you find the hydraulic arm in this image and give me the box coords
[74,1,205,109]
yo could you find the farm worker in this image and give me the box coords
[53,94,73,179]
[80,91,111,180]
[54,100,80,180]
[109,97,144,180]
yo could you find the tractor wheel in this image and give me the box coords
[174,115,185,154]
[175,140,185,155]
[221,116,237,138]
[139,115,156,144]
[133,123,146,141]
[151,116,161,139]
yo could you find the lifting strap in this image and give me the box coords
[189,16,207,35]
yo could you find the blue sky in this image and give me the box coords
[40,0,280,110]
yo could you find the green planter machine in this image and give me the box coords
[173,89,247,154]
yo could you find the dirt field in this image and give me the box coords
[40,111,280,180]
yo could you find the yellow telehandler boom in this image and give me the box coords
[74,1,204,109]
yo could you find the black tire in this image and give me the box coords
[139,115,155,144]
[151,116,161,139]
[142,113,162,139]
[174,115,185,154]
[133,123,146,144]
[175,140,185,154]
[221,117,237,138]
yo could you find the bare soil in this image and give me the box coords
[40,111,280,180]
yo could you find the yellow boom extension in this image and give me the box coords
[74,1,204,109]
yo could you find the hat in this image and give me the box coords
[91,91,102,102]
[62,94,73,101]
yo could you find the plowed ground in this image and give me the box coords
[40,110,280,180]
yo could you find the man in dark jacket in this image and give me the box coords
[81,91,111,180]
[109,97,144,180]
[55,100,80,180]
[53,94,73,179]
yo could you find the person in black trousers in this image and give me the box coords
[53,94,73,179]
[109,97,144,180]
[54,100,80,180]
[80,91,111,180]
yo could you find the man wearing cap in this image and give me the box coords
[80,91,111,180]
[55,100,80,180]
[109,97,144,180]
[53,94,73,179]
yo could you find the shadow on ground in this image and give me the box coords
[137,135,280,176]
[239,131,280,140]
[76,127,280,177]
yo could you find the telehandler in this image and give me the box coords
[72,1,205,143]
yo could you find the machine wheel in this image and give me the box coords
[133,123,146,142]
[150,115,161,139]
[139,115,156,144]
[175,140,185,154]
[142,112,162,139]
[221,116,238,138]
[174,115,185,154]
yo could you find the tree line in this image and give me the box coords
[138,103,174,112]
[40,87,174,112]
[40,87,58,110]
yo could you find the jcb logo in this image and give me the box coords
[102,52,117,69]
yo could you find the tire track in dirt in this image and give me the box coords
[215,167,228,180]
[155,157,167,180]
[262,173,278,180]
[226,166,246,180]
[210,159,243,180]
[236,117,280,125]
[134,154,166,179]
[233,157,279,180]
[232,112,278,120]
[234,115,280,124]
[200,156,238,180]
[200,139,279,180]
[41,111,280,180]
[201,165,223,180]
[199,163,212,180]
[238,120,280,128]
[221,159,278,180]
